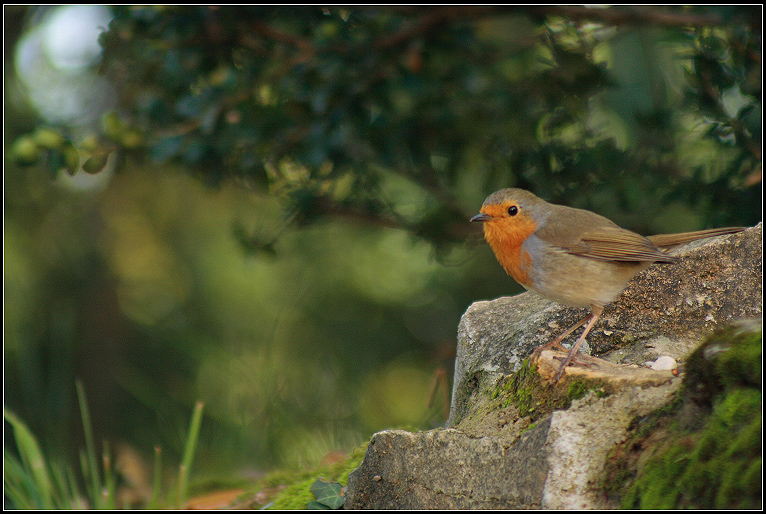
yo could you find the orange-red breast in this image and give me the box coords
[471,188,744,383]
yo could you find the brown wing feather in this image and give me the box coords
[565,226,678,263]
[537,203,744,263]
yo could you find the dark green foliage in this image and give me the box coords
[91,6,760,245]
[9,7,760,245]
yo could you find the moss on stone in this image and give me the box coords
[502,358,539,416]
[564,377,593,404]
[245,443,368,510]
[712,325,761,389]
[481,358,611,422]
[616,323,762,510]
[270,479,317,510]
[683,320,761,405]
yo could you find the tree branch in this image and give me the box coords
[528,5,730,28]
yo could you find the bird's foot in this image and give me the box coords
[531,341,569,363]
[552,351,602,383]
[551,352,600,367]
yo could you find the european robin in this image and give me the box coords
[470,188,745,383]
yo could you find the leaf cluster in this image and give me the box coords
[71,6,756,245]
[10,6,761,246]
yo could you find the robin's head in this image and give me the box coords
[470,188,548,248]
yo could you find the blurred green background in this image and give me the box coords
[4,5,761,499]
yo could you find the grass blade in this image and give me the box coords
[4,447,36,509]
[102,440,117,509]
[177,401,204,509]
[3,407,54,509]
[76,380,103,508]
[149,445,162,509]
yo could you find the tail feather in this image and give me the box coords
[648,227,746,249]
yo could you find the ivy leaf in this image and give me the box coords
[309,479,343,509]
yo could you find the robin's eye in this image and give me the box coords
[507,205,518,216]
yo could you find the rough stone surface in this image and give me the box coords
[542,380,682,509]
[345,424,550,509]
[344,224,761,510]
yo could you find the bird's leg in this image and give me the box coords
[552,305,604,383]
[531,311,592,362]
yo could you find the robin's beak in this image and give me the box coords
[470,213,492,223]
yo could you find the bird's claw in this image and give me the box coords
[551,351,601,383]
[531,341,569,363]
[552,353,599,368]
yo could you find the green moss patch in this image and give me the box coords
[607,322,762,510]
[235,443,368,509]
[458,358,612,435]
[503,358,610,417]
